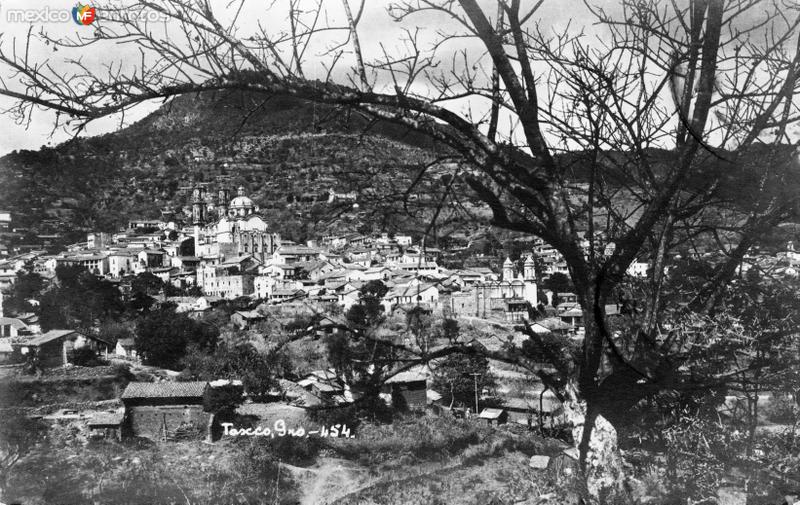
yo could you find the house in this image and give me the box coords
[199,257,260,299]
[137,249,167,269]
[58,253,110,276]
[17,330,110,368]
[107,249,139,277]
[115,338,138,360]
[298,369,340,389]
[270,288,306,303]
[273,246,323,265]
[15,313,40,333]
[170,256,201,270]
[0,317,28,338]
[557,292,579,304]
[311,381,346,403]
[88,409,126,441]
[627,260,649,277]
[165,296,218,313]
[503,393,563,426]
[149,267,175,283]
[314,314,347,338]
[0,210,10,231]
[529,317,572,336]
[384,368,428,410]
[120,381,210,440]
[299,369,349,404]
[0,338,14,363]
[559,307,584,330]
[382,282,439,312]
[478,408,508,425]
[231,310,268,329]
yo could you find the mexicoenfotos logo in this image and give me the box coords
[71,3,96,25]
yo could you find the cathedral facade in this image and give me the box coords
[190,186,280,264]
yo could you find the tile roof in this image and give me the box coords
[479,408,506,419]
[24,330,78,346]
[0,317,28,330]
[234,310,266,319]
[385,366,429,384]
[531,317,572,332]
[121,381,208,399]
[276,246,321,255]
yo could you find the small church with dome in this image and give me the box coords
[448,255,539,322]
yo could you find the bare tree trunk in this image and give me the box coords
[577,402,599,473]
[206,412,215,443]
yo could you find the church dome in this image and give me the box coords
[229,186,256,216]
[230,195,254,209]
[230,186,254,208]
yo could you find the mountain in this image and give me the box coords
[0,90,456,247]
[0,89,797,252]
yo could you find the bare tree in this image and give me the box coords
[2,0,800,479]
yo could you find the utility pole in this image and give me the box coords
[469,372,481,414]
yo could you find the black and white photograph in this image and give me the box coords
[0,0,799,503]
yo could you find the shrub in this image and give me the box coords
[269,435,321,467]
[70,346,99,367]
[762,394,796,424]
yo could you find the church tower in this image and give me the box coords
[522,255,538,306]
[191,187,206,225]
[217,188,230,219]
[524,255,536,281]
[502,257,514,281]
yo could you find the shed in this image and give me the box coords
[384,369,428,410]
[18,330,110,368]
[478,408,508,425]
[230,310,268,329]
[115,338,137,359]
[88,409,125,441]
[121,381,209,440]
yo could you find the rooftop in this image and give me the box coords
[121,381,208,399]
[24,329,78,346]
[479,408,506,419]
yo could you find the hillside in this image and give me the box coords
[0,90,457,246]
[0,90,798,250]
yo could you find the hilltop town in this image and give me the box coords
[1,167,800,504]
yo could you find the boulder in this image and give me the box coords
[563,401,625,498]
[529,455,551,469]
[716,487,747,505]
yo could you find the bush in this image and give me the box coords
[70,346,100,367]
[329,414,485,464]
[269,435,321,466]
[762,394,796,424]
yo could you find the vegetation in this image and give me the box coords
[2,0,800,501]
[0,414,46,501]
[39,265,124,332]
[431,353,495,411]
[134,306,219,370]
[183,341,287,400]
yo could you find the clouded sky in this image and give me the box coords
[0,0,610,155]
[0,0,786,155]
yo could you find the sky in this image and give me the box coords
[0,0,607,155]
[0,0,787,155]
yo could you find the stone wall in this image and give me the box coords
[128,404,209,439]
